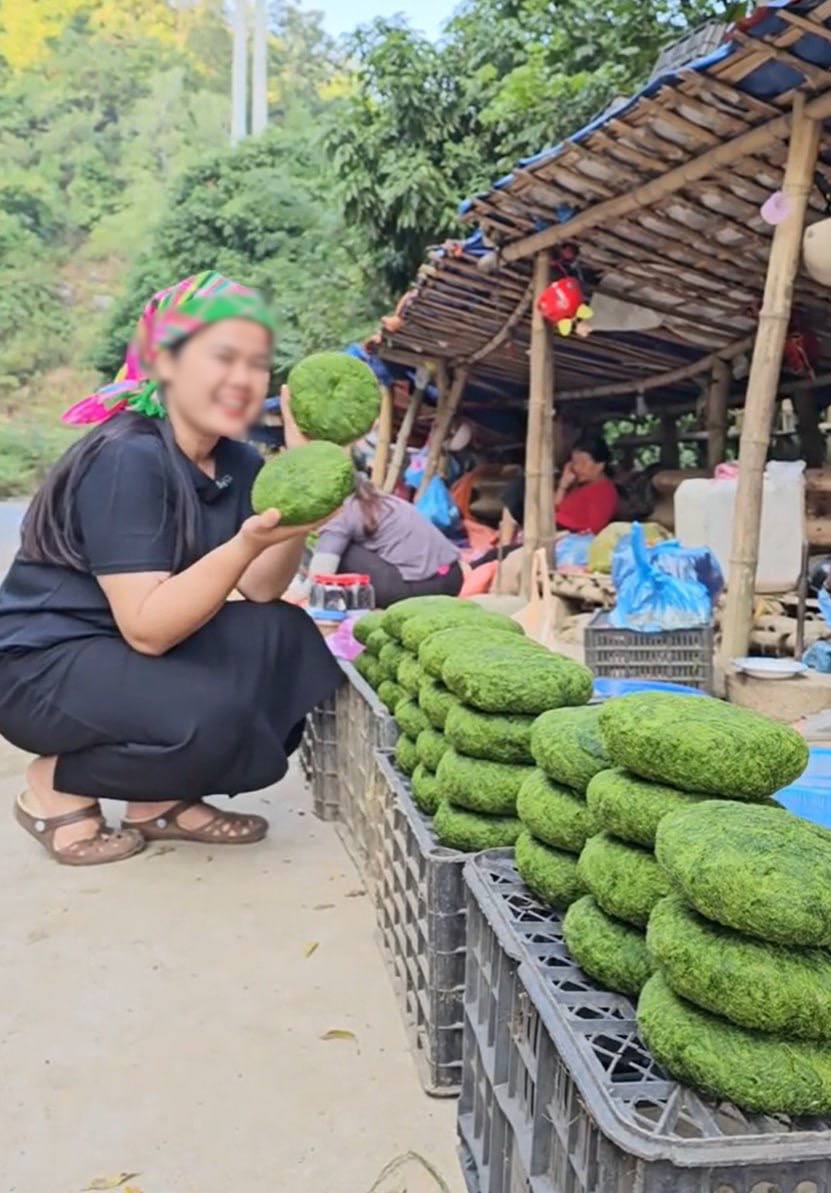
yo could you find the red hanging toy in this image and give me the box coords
[536,275,594,336]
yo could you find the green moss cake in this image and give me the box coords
[599,692,808,799]
[578,832,670,928]
[251,441,354,524]
[365,627,393,657]
[515,830,586,909]
[637,973,831,1116]
[379,640,409,682]
[394,733,419,777]
[354,651,385,689]
[288,351,380,445]
[397,652,427,697]
[444,703,535,765]
[655,800,831,947]
[648,894,831,1041]
[398,605,483,651]
[411,763,442,816]
[381,595,468,639]
[564,895,653,997]
[530,705,610,794]
[443,647,593,715]
[419,624,535,679]
[517,768,601,854]
[394,697,430,741]
[416,727,449,773]
[353,612,384,646]
[433,801,522,851]
[377,680,406,713]
[418,677,460,730]
[586,768,708,849]
[436,748,533,816]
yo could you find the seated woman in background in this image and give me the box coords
[554,434,618,534]
[308,476,463,608]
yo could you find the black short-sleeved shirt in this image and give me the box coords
[0,432,264,653]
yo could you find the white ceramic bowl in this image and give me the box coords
[732,657,807,681]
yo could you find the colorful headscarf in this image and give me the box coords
[63,270,276,426]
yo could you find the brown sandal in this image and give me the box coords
[122,800,268,845]
[15,795,146,866]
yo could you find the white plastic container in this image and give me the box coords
[674,461,805,593]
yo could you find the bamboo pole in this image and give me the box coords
[371,385,394,487]
[495,90,831,265]
[706,358,731,471]
[383,377,427,493]
[720,96,821,668]
[415,367,469,500]
[522,251,555,595]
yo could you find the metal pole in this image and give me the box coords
[231,0,248,146]
[251,0,268,136]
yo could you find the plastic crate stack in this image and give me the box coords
[300,691,338,821]
[584,612,713,692]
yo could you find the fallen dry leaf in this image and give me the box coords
[313,903,335,911]
[123,1187,143,1193]
[304,942,319,958]
[366,1152,450,1192]
[345,889,366,899]
[321,1028,359,1051]
[83,1174,140,1191]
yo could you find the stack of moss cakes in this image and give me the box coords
[513,706,607,912]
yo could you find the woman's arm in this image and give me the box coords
[554,461,575,509]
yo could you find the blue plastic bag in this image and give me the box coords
[415,476,460,534]
[610,523,712,633]
[611,532,723,602]
[555,533,594,569]
[404,448,428,489]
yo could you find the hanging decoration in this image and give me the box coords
[802,172,831,285]
[760,190,792,226]
[536,244,594,336]
[783,309,820,377]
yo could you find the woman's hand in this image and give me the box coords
[280,386,308,451]
[238,508,320,555]
[555,461,575,503]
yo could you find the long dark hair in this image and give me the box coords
[20,412,200,571]
[572,433,612,475]
[353,474,391,537]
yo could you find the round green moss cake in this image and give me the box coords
[411,763,442,816]
[419,624,534,679]
[355,651,385,689]
[288,351,380,445]
[353,611,384,646]
[394,697,430,740]
[586,768,708,849]
[578,832,670,927]
[433,801,522,851]
[648,893,831,1041]
[517,768,601,854]
[394,733,419,776]
[398,605,483,651]
[418,678,460,730]
[444,703,535,765]
[599,692,808,799]
[637,973,831,1116]
[416,727,449,772]
[443,647,593,715]
[564,895,653,996]
[377,680,406,713]
[365,627,393,657]
[655,800,831,947]
[515,830,586,909]
[379,640,409,682]
[530,705,610,794]
[397,653,427,697]
[436,748,532,816]
[251,441,354,524]
[382,595,467,640]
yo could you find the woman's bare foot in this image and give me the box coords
[24,757,101,852]
[124,800,224,832]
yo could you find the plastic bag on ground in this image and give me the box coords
[610,523,713,633]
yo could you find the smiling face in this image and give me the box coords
[156,318,273,438]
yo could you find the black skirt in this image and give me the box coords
[0,601,343,802]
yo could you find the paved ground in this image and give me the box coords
[0,504,463,1193]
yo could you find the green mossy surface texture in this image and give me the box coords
[655,800,831,946]
[366,627,392,657]
[648,894,831,1042]
[444,702,535,764]
[517,768,601,854]
[515,830,586,909]
[397,653,427,697]
[433,801,522,851]
[377,680,405,713]
[564,895,653,997]
[586,768,708,849]
[637,973,831,1116]
[411,764,442,816]
[288,351,380,445]
[416,727,449,773]
[382,595,467,639]
[379,641,409,682]
[530,705,610,794]
[251,441,354,524]
[436,748,533,815]
[443,647,593,715]
[355,651,385,689]
[419,625,534,678]
[418,678,460,730]
[599,692,808,798]
[394,697,430,741]
[394,734,419,777]
[353,612,384,646]
[398,605,483,650]
[578,832,670,927]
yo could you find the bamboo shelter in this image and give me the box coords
[378,0,831,665]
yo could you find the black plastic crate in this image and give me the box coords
[372,750,467,1097]
[460,850,831,1193]
[334,662,399,879]
[584,612,714,692]
[301,692,338,821]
